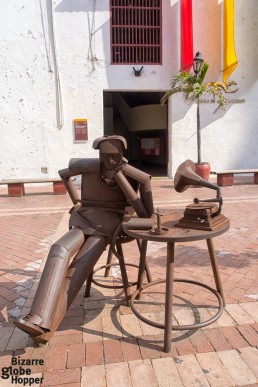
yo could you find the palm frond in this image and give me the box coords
[161,62,238,114]
[161,61,239,163]
[198,62,209,85]
[161,71,197,104]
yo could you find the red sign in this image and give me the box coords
[74,119,88,142]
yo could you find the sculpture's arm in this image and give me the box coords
[59,159,100,205]
[114,164,154,218]
[58,168,80,205]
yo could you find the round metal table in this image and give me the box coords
[122,212,230,353]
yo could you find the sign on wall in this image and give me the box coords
[74,118,88,142]
[140,138,162,156]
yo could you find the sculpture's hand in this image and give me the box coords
[114,159,127,172]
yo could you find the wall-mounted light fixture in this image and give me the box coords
[133,66,144,76]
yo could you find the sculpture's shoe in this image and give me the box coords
[14,318,45,337]
[32,336,48,345]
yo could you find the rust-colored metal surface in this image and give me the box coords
[123,211,229,243]
[14,135,154,343]
[123,212,229,353]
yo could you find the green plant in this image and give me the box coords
[161,63,238,163]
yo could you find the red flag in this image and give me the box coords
[181,0,193,71]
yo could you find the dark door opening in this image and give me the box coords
[103,91,168,177]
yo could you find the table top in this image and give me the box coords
[122,211,230,243]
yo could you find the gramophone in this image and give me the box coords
[174,160,229,231]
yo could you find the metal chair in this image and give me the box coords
[84,223,152,304]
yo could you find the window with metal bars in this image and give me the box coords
[110,0,162,64]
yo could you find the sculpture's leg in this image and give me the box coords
[14,228,84,336]
[34,235,108,343]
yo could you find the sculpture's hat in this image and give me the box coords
[93,135,127,153]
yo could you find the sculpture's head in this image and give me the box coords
[93,135,127,169]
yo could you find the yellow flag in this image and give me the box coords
[223,0,238,83]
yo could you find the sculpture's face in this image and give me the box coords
[100,152,122,169]
[98,139,124,169]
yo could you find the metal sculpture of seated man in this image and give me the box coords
[14,135,154,343]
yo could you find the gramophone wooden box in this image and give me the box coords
[175,203,229,231]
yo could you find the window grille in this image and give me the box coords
[110,0,162,64]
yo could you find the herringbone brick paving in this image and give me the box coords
[0,178,257,386]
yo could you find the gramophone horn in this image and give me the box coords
[174,160,219,193]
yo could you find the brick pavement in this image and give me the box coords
[0,180,258,386]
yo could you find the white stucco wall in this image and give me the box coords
[170,0,258,176]
[0,0,257,179]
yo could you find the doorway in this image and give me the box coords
[103,91,168,177]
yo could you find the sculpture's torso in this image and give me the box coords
[69,159,134,236]
[81,170,128,210]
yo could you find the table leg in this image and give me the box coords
[164,242,175,353]
[116,241,131,305]
[136,240,148,300]
[137,239,152,283]
[104,245,113,277]
[84,271,93,298]
[206,238,226,307]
